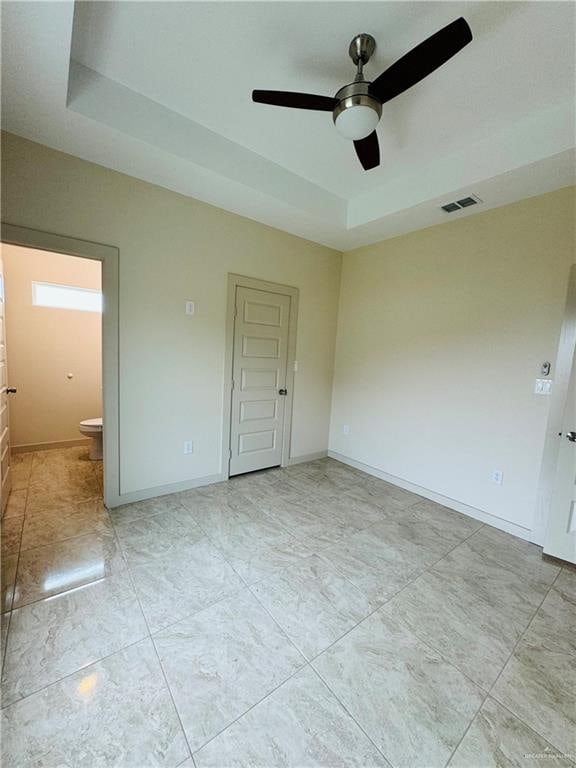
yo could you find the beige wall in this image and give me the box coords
[2,244,102,448]
[1,132,341,494]
[329,187,576,534]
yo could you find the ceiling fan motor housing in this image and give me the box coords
[333,81,382,141]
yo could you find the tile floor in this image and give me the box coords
[1,447,574,767]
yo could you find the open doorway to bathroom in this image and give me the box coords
[1,244,104,523]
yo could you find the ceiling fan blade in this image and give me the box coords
[252,90,337,111]
[354,131,380,171]
[369,17,472,105]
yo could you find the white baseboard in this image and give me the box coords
[288,450,328,466]
[328,450,533,542]
[12,438,90,453]
[106,472,226,509]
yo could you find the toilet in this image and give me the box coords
[79,417,103,460]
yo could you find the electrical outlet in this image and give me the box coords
[492,470,503,485]
[343,424,350,436]
[184,440,194,455]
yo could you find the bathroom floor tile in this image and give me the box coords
[313,610,484,768]
[14,531,127,607]
[20,498,113,550]
[194,666,390,768]
[9,466,31,491]
[4,490,27,519]
[252,555,373,659]
[113,505,204,565]
[154,589,304,751]
[1,554,17,614]
[448,697,574,767]
[129,538,244,632]
[26,483,102,513]
[1,639,189,768]
[2,571,148,706]
[1,516,23,558]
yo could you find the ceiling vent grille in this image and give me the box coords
[441,194,482,213]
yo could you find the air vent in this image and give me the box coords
[441,194,483,213]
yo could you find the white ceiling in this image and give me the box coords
[2,1,575,250]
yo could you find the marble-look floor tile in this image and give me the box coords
[346,477,423,511]
[21,499,113,550]
[319,514,459,607]
[467,526,560,588]
[1,612,9,671]
[527,569,575,655]
[130,538,244,632]
[1,516,23,558]
[114,506,204,565]
[1,554,17,613]
[263,495,362,551]
[2,571,148,706]
[154,589,305,751]
[13,531,127,607]
[209,517,313,585]
[252,555,372,659]
[109,493,187,525]
[492,573,576,756]
[431,542,549,628]
[313,610,484,768]
[178,492,268,540]
[194,666,390,768]
[382,569,522,689]
[1,639,189,768]
[448,697,574,767]
[4,490,27,519]
[403,499,483,545]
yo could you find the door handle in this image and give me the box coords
[6,387,16,395]
[278,389,287,396]
[567,431,576,443]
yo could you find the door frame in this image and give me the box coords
[222,274,299,478]
[0,223,120,508]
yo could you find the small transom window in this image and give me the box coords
[32,282,102,313]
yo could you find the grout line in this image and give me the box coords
[443,568,563,767]
[0,634,148,712]
[309,663,392,766]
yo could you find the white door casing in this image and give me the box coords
[0,253,12,513]
[229,286,292,476]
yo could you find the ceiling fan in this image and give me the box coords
[252,17,472,171]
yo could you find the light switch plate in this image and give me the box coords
[185,301,195,316]
[534,379,552,395]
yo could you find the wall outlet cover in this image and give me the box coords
[184,440,194,454]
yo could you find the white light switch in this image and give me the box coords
[185,301,195,316]
[534,379,552,395]
[343,424,350,436]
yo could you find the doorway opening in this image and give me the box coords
[1,244,103,515]
[223,274,299,478]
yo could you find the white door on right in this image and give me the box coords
[229,286,291,477]
[544,344,576,563]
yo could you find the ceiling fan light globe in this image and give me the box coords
[334,105,380,140]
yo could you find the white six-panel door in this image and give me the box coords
[229,286,291,476]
